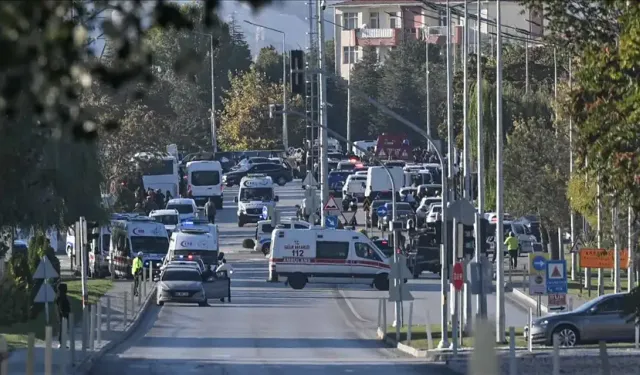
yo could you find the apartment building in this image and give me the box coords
[331,0,544,80]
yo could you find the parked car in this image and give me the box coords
[223,163,293,187]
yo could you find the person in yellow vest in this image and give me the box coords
[131,252,143,296]
[504,232,520,269]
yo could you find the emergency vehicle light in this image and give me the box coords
[188,255,193,260]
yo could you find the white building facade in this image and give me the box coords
[331,0,544,81]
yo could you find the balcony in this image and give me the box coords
[354,28,400,47]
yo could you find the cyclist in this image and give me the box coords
[504,232,520,269]
[132,251,143,296]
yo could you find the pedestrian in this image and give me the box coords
[55,283,70,348]
[131,252,143,296]
[215,258,234,302]
[504,231,520,269]
[204,197,217,224]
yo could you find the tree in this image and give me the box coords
[504,117,570,254]
[218,68,305,150]
[255,46,283,84]
[349,46,382,138]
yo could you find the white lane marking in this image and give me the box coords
[337,288,369,322]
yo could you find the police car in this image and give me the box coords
[269,228,391,290]
[234,174,279,227]
[253,219,312,254]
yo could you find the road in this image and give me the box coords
[90,181,458,375]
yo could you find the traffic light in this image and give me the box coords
[290,50,305,95]
[478,217,490,255]
[461,224,475,259]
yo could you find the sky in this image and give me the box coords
[93,0,337,57]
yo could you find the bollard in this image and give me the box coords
[96,302,102,345]
[45,326,53,375]
[81,308,88,354]
[425,310,434,350]
[60,318,68,375]
[69,313,76,365]
[407,301,414,345]
[106,296,111,333]
[143,267,147,297]
[635,319,639,350]
[552,334,560,375]
[130,284,135,313]
[599,341,611,375]
[0,335,7,375]
[138,282,142,306]
[509,327,517,375]
[377,299,382,330]
[123,291,128,326]
[528,307,533,352]
[382,299,387,335]
[26,333,34,375]
[89,305,96,351]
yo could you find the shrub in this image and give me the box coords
[242,238,255,249]
[0,275,30,325]
[8,253,31,286]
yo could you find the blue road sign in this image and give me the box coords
[376,206,388,217]
[546,260,568,294]
[325,215,338,229]
[261,206,269,220]
[532,255,546,271]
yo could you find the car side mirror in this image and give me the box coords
[274,196,279,202]
[234,197,238,203]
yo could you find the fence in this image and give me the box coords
[0,269,157,375]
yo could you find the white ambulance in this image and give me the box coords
[166,226,219,269]
[234,174,279,227]
[253,219,312,254]
[269,229,391,290]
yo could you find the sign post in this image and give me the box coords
[33,256,59,325]
[546,260,568,312]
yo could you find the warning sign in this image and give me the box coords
[551,266,561,278]
[548,263,563,279]
[579,248,629,269]
[378,148,386,157]
[363,197,371,212]
[323,196,340,211]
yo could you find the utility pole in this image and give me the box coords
[306,1,317,172]
[628,206,635,293]
[495,0,506,344]
[317,0,329,225]
[569,58,576,280]
[462,0,470,200]
[210,34,217,153]
[446,0,454,182]
[424,27,431,142]
[282,32,288,149]
[597,177,603,296]
[346,30,353,148]
[473,0,486,319]
[613,202,621,293]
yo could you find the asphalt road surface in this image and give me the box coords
[91,180,458,375]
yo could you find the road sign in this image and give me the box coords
[363,198,371,212]
[261,206,269,220]
[579,248,629,269]
[325,215,338,229]
[528,252,548,295]
[34,283,56,303]
[323,196,340,211]
[389,255,414,302]
[302,172,318,187]
[452,262,464,291]
[469,261,492,295]
[376,205,388,217]
[33,257,59,279]
[546,259,567,294]
[547,293,567,312]
[378,148,387,157]
[341,211,356,225]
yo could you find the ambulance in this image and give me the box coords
[268,229,391,290]
[253,218,312,254]
[234,174,279,227]
[166,226,219,269]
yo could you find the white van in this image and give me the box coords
[149,209,180,237]
[365,166,404,199]
[167,227,219,268]
[269,228,390,290]
[67,222,112,278]
[186,160,223,208]
[253,219,312,254]
[341,174,367,199]
[166,198,198,222]
[234,174,279,227]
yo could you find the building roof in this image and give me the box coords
[331,0,424,8]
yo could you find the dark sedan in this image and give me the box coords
[223,163,293,187]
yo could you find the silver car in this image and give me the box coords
[525,293,634,347]
[156,267,207,307]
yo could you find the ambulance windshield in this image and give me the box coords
[240,187,273,202]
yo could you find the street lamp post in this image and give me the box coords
[244,21,289,149]
[189,31,217,152]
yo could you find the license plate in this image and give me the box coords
[175,292,189,297]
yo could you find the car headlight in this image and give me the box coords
[535,319,549,328]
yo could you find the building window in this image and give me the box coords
[369,12,379,28]
[343,46,358,64]
[343,12,358,30]
[389,12,399,29]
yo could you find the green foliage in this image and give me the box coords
[0,276,30,325]
[566,173,598,228]
[7,253,31,288]
[350,46,382,138]
[255,46,284,84]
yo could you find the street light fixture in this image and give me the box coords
[244,20,289,149]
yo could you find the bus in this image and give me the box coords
[133,152,179,198]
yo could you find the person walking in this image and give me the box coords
[204,197,217,224]
[215,259,234,303]
[504,232,520,269]
[132,252,143,296]
[55,283,70,348]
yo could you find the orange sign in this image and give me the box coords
[579,248,629,269]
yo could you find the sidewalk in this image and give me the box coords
[3,278,156,375]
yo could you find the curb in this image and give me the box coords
[72,284,157,375]
[376,328,430,358]
[512,288,548,314]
